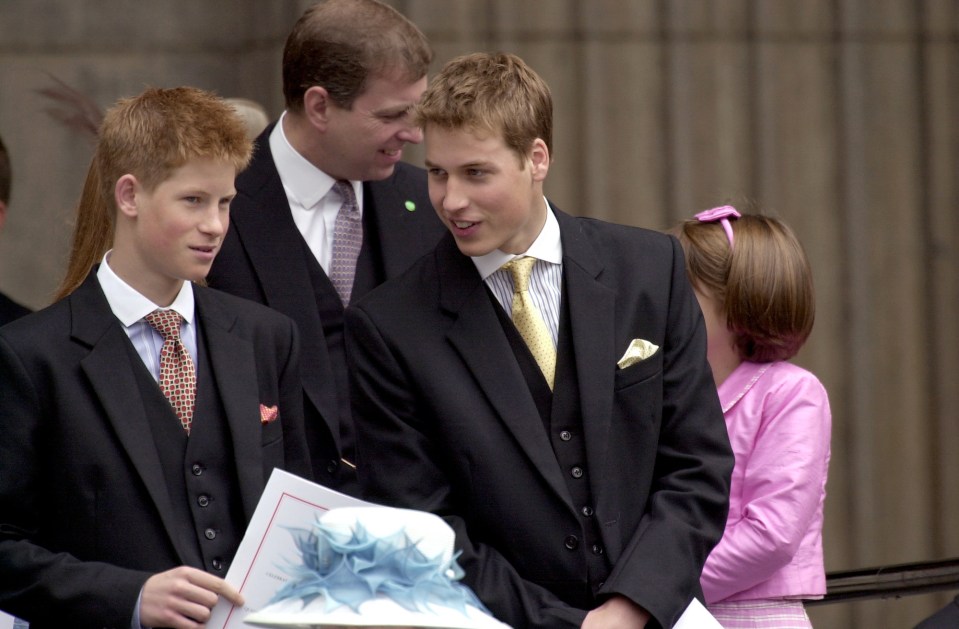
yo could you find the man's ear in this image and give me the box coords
[303,86,332,132]
[115,174,140,218]
[0,200,7,233]
[529,138,550,182]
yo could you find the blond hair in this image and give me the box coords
[415,52,553,165]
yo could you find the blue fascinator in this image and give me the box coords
[244,506,511,628]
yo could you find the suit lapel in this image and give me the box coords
[71,275,193,564]
[231,135,340,449]
[365,177,411,277]
[364,165,437,278]
[555,210,616,511]
[194,288,265,521]
[436,238,571,503]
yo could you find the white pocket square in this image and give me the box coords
[617,338,659,369]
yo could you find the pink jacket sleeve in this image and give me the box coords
[700,365,831,603]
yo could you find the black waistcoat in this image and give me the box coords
[491,282,612,607]
[300,223,379,495]
[131,323,245,576]
[298,209,381,492]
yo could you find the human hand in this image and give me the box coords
[140,565,244,629]
[581,595,650,629]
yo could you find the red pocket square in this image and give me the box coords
[259,404,279,425]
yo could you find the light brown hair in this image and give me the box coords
[414,52,554,165]
[282,0,432,112]
[55,86,252,300]
[675,212,815,362]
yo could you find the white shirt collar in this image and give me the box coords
[96,251,195,327]
[269,111,361,211]
[472,198,563,280]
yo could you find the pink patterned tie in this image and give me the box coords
[145,309,196,434]
[330,180,363,305]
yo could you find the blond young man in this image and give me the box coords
[345,53,734,629]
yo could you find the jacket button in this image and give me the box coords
[327,459,339,474]
[564,535,579,550]
[570,466,584,479]
[581,506,594,517]
[197,495,210,507]
[212,558,224,571]
[560,430,572,441]
[205,528,216,540]
[191,463,203,476]
[591,544,604,556]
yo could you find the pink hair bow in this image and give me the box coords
[695,205,741,248]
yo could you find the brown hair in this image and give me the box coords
[0,134,10,205]
[675,212,815,362]
[55,86,252,301]
[282,0,432,112]
[414,52,553,165]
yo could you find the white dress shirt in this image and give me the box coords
[270,112,363,273]
[96,251,198,380]
[474,201,563,347]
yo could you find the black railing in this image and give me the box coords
[809,558,959,605]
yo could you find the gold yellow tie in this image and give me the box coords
[502,257,556,390]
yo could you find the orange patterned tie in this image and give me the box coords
[145,309,196,434]
[502,257,556,390]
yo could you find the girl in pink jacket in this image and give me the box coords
[675,207,832,628]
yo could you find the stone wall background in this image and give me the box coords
[2,2,958,626]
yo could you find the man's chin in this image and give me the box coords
[368,163,398,181]
[453,240,494,258]
[186,267,214,286]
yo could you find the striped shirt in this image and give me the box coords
[485,259,562,347]
[472,201,563,347]
[96,252,199,381]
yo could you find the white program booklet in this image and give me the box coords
[207,468,369,628]
[674,597,723,628]
[207,468,721,629]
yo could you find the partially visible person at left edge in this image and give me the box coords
[0,87,311,628]
[0,133,32,325]
[206,0,446,495]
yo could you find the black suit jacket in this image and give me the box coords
[207,123,445,491]
[0,273,311,628]
[0,290,30,327]
[915,595,959,629]
[346,208,733,629]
